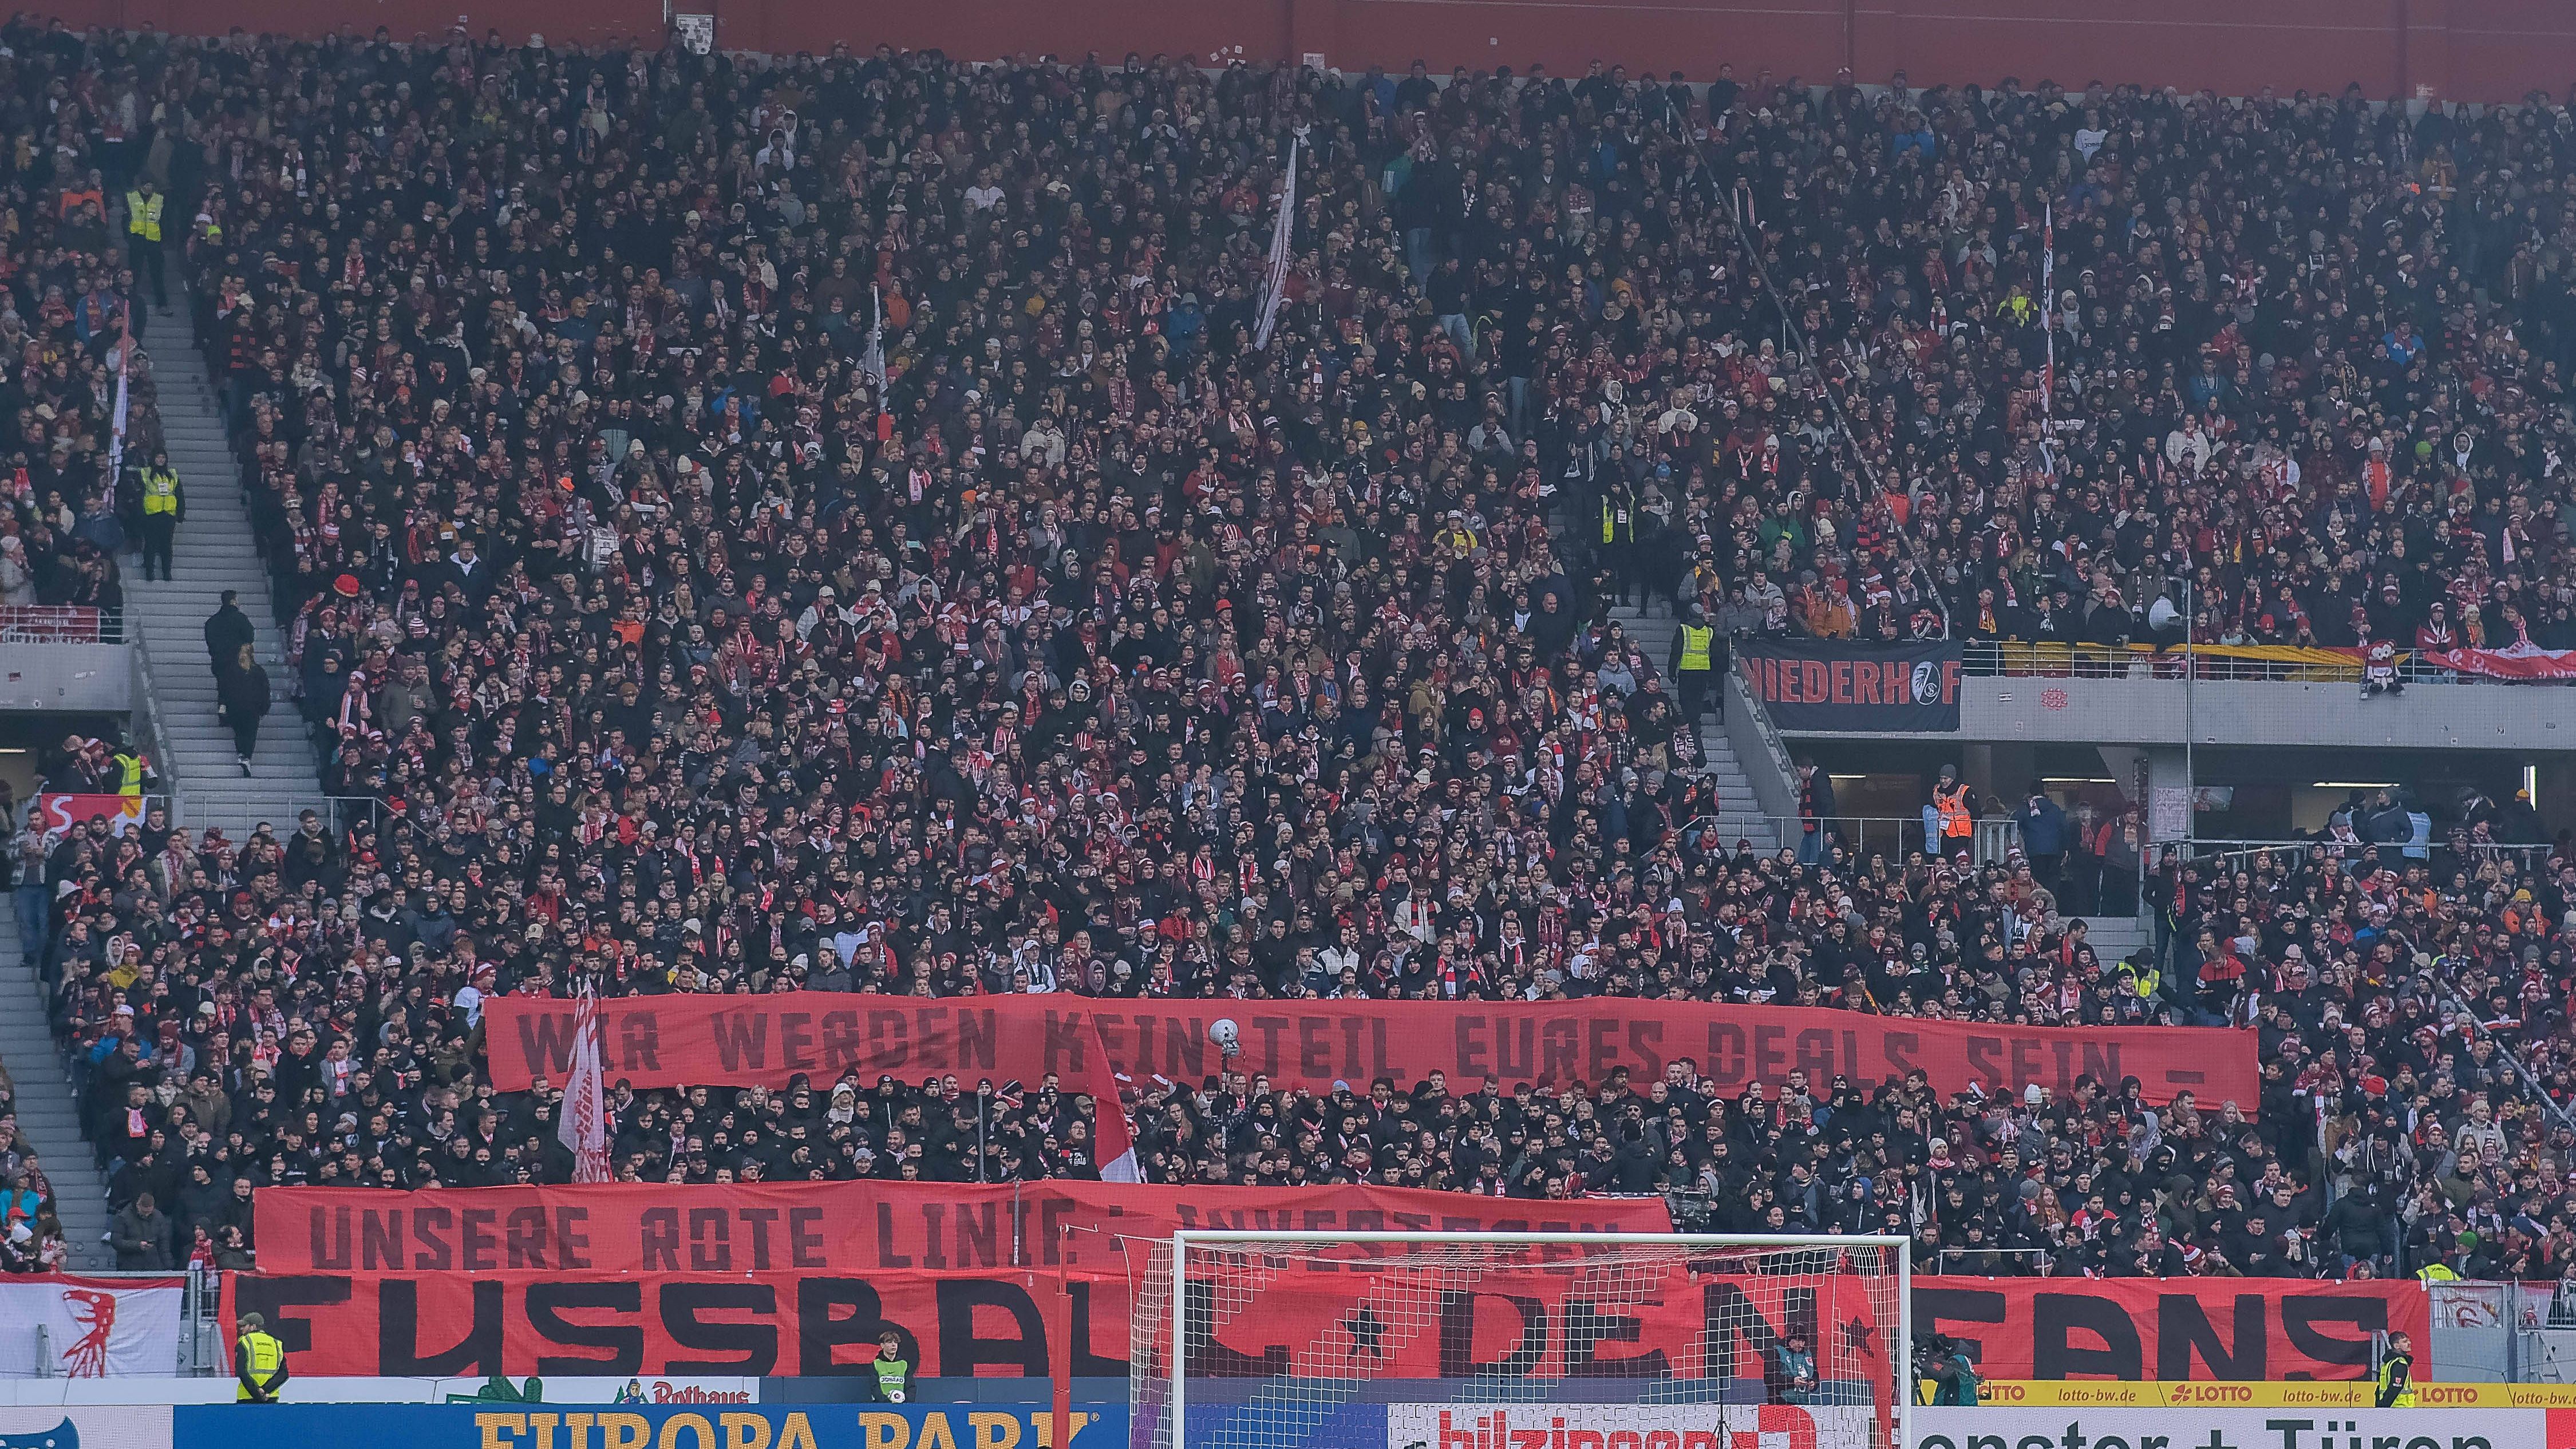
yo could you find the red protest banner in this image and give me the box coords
[486,995,2252,1108]
[254,1181,1677,1276]
[1915,1278,2427,1381]
[486,996,1141,1174]
[224,1260,1883,1383]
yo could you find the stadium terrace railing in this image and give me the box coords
[0,605,121,644]
[1964,638,2567,685]
[1684,812,2024,866]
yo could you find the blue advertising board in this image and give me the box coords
[171,1403,1125,1449]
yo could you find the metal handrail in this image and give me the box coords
[125,632,183,800]
[2164,837,2555,871]
[1962,638,2555,685]
[0,605,123,644]
[168,791,384,836]
[1680,812,2024,866]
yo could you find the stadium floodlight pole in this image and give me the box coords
[1164,1230,1913,1449]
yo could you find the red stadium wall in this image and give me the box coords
[26,0,2576,102]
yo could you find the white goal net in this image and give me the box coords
[1127,1231,1908,1449]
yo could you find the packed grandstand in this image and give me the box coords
[3,16,2575,1320]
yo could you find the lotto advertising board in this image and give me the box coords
[1981,1384,2576,1409]
[1911,1409,2576,1449]
[168,1403,1123,1449]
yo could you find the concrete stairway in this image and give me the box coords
[124,289,321,838]
[2076,913,2151,964]
[1611,604,1779,850]
[0,910,112,1268]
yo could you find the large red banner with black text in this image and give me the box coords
[254,1182,1676,1276]
[223,1261,2419,1381]
[486,994,2251,1108]
[484,994,1143,1173]
[222,1262,1887,1383]
[1915,1278,2426,1380]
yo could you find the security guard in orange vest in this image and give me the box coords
[1928,764,1976,854]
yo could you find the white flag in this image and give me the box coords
[860,284,886,390]
[1254,136,1300,350]
[0,1278,182,1377]
[558,985,612,1183]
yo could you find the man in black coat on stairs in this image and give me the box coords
[204,590,254,676]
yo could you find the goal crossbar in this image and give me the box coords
[1155,1230,1913,1449]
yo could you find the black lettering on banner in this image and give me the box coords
[618,1011,661,1072]
[1701,1282,1811,1379]
[1070,1280,1128,1378]
[1562,1298,1668,1379]
[2158,1293,2265,1380]
[712,1012,769,1071]
[688,1207,733,1270]
[230,1274,351,1356]
[1440,1290,1546,1379]
[2280,1294,2386,1376]
[413,1205,453,1271]
[2032,1291,2143,1379]
[380,1277,500,1376]
[363,1208,404,1270]
[658,1281,780,1374]
[794,1278,894,1375]
[1911,1286,2007,1368]
[1183,1281,1290,1376]
[639,1208,679,1270]
[935,1278,1048,1377]
[527,1280,646,1375]
[310,1207,350,1270]
[516,1012,577,1077]
[505,1206,551,1269]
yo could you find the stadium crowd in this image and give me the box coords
[4,18,2576,1283]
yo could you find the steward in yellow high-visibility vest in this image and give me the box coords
[139,465,178,514]
[235,1312,288,1403]
[124,186,162,241]
[135,449,181,582]
[2374,1330,2415,1407]
[1670,607,1724,725]
[125,179,167,308]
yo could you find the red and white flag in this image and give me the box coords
[557,985,613,1183]
[2040,200,2055,473]
[1253,135,1301,351]
[0,1277,182,1377]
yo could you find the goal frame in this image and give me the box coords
[1160,1230,1913,1449]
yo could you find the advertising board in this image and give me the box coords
[0,1406,172,1449]
[169,1403,1123,1449]
[1389,1402,1877,1449]
[1912,1408,2570,1449]
[1980,1384,2576,1409]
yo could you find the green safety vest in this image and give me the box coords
[141,467,178,515]
[1678,624,1714,672]
[237,1330,284,1400]
[126,189,163,241]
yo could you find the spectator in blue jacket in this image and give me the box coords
[2020,785,2069,895]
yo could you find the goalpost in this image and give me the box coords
[1129,1231,1911,1449]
